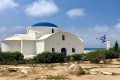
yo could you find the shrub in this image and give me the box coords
[65,53,87,61]
[77,53,87,60]
[104,50,120,59]
[86,50,120,64]
[86,50,102,63]
[33,52,65,63]
[0,51,24,64]
[71,54,81,61]
[65,55,71,61]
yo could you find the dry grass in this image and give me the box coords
[47,75,70,80]
[41,64,57,70]
[0,60,120,80]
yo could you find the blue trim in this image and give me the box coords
[32,22,58,27]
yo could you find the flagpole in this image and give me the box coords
[97,33,107,63]
[105,33,107,50]
[104,33,107,63]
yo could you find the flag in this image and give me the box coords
[97,34,106,43]
[100,35,106,43]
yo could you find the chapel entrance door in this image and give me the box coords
[61,48,67,56]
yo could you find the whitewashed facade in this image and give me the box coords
[1,22,84,58]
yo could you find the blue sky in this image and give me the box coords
[0,0,120,48]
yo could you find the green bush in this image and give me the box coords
[71,54,81,61]
[65,55,71,61]
[0,51,24,64]
[33,52,65,63]
[104,50,120,59]
[86,50,103,63]
[65,53,87,61]
[86,50,120,64]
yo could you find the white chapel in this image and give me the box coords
[1,22,84,58]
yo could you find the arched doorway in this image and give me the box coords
[61,48,67,56]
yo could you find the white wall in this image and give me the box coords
[22,40,36,56]
[44,32,84,55]
[36,40,45,54]
[27,26,61,34]
[1,41,21,52]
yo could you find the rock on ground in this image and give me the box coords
[68,63,84,75]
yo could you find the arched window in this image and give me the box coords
[62,35,65,40]
[52,29,54,33]
[72,48,75,53]
[52,48,55,52]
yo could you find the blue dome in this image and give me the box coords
[31,22,58,27]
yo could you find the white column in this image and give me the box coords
[106,40,110,50]
[21,40,23,53]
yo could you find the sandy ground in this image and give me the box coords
[0,60,120,80]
